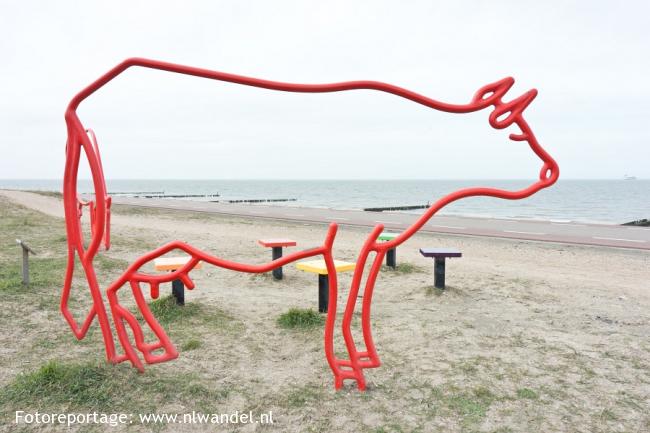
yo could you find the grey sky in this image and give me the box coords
[1,1,648,179]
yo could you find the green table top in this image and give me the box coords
[377,232,399,241]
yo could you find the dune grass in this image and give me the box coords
[181,338,202,351]
[147,294,237,330]
[381,262,426,274]
[0,360,228,413]
[277,308,324,330]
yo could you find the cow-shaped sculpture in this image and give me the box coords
[61,58,559,390]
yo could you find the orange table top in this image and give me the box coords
[154,256,203,271]
[257,238,297,248]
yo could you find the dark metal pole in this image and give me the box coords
[434,257,446,289]
[318,274,329,313]
[272,246,283,280]
[386,248,397,269]
[172,279,185,305]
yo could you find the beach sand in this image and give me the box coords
[0,189,648,432]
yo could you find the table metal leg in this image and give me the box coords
[386,248,397,269]
[434,257,446,289]
[172,279,185,305]
[272,246,283,280]
[318,274,329,313]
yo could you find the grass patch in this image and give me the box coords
[0,360,228,413]
[457,359,480,375]
[599,408,617,421]
[94,255,129,273]
[381,262,425,274]
[284,384,324,408]
[146,295,239,332]
[425,286,446,296]
[447,386,495,424]
[516,387,539,400]
[0,257,67,293]
[277,308,324,330]
[182,338,202,351]
[250,272,275,282]
[402,385,497,427]
[0,196,69,302]
[27,190,63,199]
[148,295,202,324]
[111,204,163,217]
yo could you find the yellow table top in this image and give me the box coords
[154,256,203,271]
[296,259,355,275]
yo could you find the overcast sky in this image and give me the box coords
[1,1,648,180]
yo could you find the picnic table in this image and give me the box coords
[377,232,399,268]
[296,259,356,312]
[258,238,297,280]
[419,248,462,289]
[154,256,203,305]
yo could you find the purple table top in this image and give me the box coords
[419,248,462,258]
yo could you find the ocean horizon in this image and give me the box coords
[1,178,648,225]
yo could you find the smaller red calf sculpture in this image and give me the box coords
[61,58,558,390]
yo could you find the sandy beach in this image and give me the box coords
[0,189,648,432]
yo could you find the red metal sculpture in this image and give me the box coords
[62,58,559,390]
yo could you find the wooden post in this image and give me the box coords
[16,239,36,286]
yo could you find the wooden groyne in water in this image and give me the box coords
[93,191,165,195]
[211,198,297,204]
[105,192,296,203]
[135,193,221,198]
[364,203,430,212]
[91,191,221,198]
[622,218,649,227]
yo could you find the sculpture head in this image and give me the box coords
[471,77,558,190]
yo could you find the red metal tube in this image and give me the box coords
[61,58,558,390]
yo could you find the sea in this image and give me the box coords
[0,179,648,225]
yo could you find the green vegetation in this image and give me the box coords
[249,271,275,282]
[446,386,495,423]
[94,255,130,273]
[111,204,165,217]
[284,384,324,408]
[147,294,235,329]
[0,198,69,313]
[381,262,426,274]
[277,308,324,330]
[0,360,227,413]
[398,384,498,428]
[0,257,67,293]
[516,387,539,400]
[181,338,202,351]
[426,286,446,296]
[599,408,618,421]
[28,190,63,199]
[0,197,137,321]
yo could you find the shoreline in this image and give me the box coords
[0,186,642,225]
[1,177,648,226]
[105,195,650,251]
[1,189,648,251]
